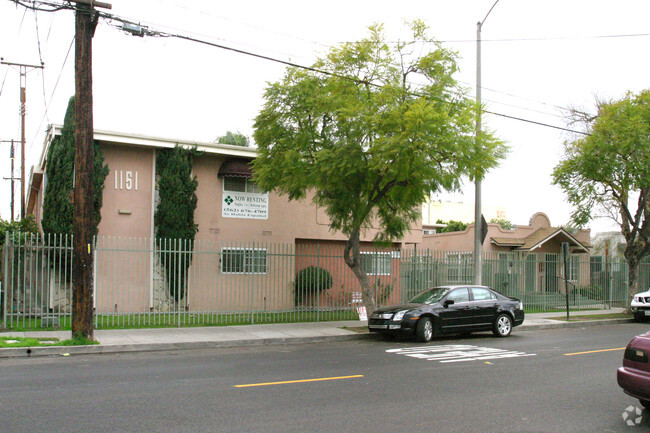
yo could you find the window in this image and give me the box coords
[221,248,267,274]
[472,287,496,301]
[360,252,391,275]
[223,177,261,193]
[567,255,579,282]
[446,253,473,284]
[446,288,470,303]
[590,256,603,274]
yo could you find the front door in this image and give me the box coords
[439,288,473,333]
[545,254,559,292]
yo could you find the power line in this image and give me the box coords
[439,32,650,44]
[32,6,51,127]
[10,0,592,136]
[11,0,69,12]
[108,18,590,135]
[29,35,75,151]
[485,110,587,135]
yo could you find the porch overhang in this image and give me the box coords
[491,228,590,253]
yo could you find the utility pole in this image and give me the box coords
[474,0,500,285]
[1,139,19,220]
[72,0,111,340]
[10,140,15,219]
[1,59,44,218]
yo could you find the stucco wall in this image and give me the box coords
[98,142,155,238]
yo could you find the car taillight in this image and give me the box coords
[625,347,649,363]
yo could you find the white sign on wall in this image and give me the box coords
[222,192,269,220]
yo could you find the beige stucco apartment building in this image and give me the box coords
[24,125,591,316]
[26,126,418,314]
[29,126,421,246]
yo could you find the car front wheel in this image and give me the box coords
[416,317,433,343]
[492,314,513,337]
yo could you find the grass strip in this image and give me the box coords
[0,336,99,348]
[545,313,632,321]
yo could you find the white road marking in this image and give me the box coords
[387,344,536,363]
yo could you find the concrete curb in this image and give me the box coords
[515,318,635,331]
[0,333,377,359]
[0,318,636,359]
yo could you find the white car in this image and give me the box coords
[631,289,650,322]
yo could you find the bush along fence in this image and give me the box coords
[1,232,645,330]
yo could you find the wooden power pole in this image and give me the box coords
[72,0,111,340]
[0,59,44,219]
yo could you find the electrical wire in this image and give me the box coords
[32,7,51,126]
[10,0,593,137]
[10,0,69,12]
[0,68,9,99]
[439,32,650,44]
[29,35,75,151]
[162,30,591,136]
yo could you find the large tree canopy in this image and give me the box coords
[253,21,506,314]
[553,89,650,306]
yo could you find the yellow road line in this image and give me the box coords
[564,347,625,356]
[235,374,364,388]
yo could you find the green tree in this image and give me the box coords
[552,90,650,309]
[217,131,250,147]
[41,96,109,237]
[436,219,468,233]
[0,214,39,247]
[0,214,39,315]
[489,217,513,230]
[154,145,201,302]
[253,22,506,315]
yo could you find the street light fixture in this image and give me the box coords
[474,0,500,285]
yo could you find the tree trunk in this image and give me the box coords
[343,230,377,316]
[627,258,641,314]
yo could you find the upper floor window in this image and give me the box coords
[223,177,261,193]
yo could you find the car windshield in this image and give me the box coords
[408,287,449,304]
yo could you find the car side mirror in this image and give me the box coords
[443,299,455,308]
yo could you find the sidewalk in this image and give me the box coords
[0,308,633,358]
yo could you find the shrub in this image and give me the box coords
[154,145,201,302]
[294,266,333,306]
[42,96,109,238]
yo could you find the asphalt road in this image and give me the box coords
[2,323,650,433]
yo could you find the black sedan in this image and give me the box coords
[368,285,525,342]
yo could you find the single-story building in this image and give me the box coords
[420,212,592,294]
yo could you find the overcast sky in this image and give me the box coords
[1,0,648,233]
